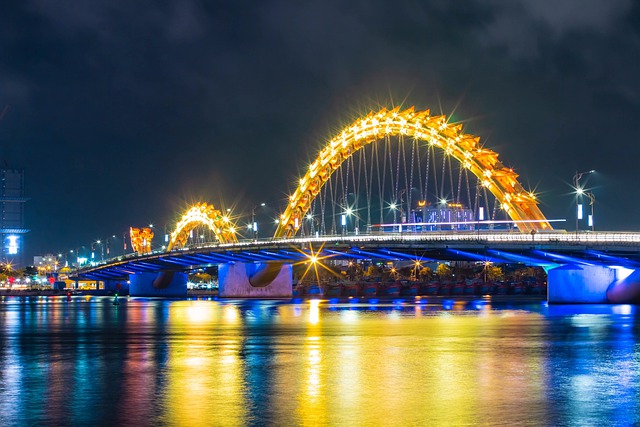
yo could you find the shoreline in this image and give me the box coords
[0,289,547,303]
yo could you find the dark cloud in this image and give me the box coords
[1,0,640,262]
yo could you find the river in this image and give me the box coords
[0,296,638,426]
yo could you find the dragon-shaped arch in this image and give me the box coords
[167,203,238,251]
[275,106,551,238]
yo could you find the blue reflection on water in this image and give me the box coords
[0,296,639,426]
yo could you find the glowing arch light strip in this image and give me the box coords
[274,106,551,238]
[167,203,238,251]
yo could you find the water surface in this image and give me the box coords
[0,296,639,426]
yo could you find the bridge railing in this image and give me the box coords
[75,230,640,273]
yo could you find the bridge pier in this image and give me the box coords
[103,279,129,295]
[218,262,292,298]
[547,264,640,304]
[129,272,188,297]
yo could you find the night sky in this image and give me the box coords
[1,0,640,262]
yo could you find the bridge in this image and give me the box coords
[74,106,640,303]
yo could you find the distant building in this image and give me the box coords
[34,254,59,274]
[1,168,29,267]
[410,202,475,231]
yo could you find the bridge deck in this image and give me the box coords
[75,231,640,280]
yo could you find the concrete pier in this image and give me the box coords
[547,264,640,304]
[129,271,188,297]
[218,262,292,298]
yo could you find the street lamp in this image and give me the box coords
[585,191,595,231]
[573,170,595,234]
[388,202,398,232]
[91,240,101,262]
[104,235,116,258]
[251,203,265,241]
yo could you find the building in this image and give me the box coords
[1,168,29,267]
[34,254,60,274]
[418,202,475,231]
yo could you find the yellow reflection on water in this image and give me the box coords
[156,301,548,425]
[163,301,247,426]
[308,299,320,325]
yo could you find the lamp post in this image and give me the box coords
[105,235,116,259]
[389,202,397,232]
[91,241,101,262]
[573,170,595,234]
[251,203,265,241]
[585,191,595,231]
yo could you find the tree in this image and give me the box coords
[365,265,379,278]
[436,263,452,280]
[419,267,432,281]
[486,265,504,281]
[23,265,38,278]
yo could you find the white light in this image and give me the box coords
[588,214,593,227]
[390,203,397,210]
[345,208,353,216]
[164,234,169,242]
[253,222,257,232]
[7,235,18,255]
[578,204,583,220]
[440,198,447,205]
[341,214,346,226]
[576,188,584,195]
[479,207,484,221]
[306,214,313,220]
[294,218,298,228]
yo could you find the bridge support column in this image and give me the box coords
[102,279,129,295]
[218,262,292,298]
[547,264,640,304]
[129,272,187,297]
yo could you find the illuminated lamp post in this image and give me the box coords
[389,203,397,232]
[91,241,101,262]
[105,235,116,258]
[573,170,595,235]
[585,191,595,231]
[122,232,128,256]
[251,203,265,241]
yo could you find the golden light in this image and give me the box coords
[308,299,320,325]
[291,242,341,285]
[274,106,551,237]
[167,203,238,251]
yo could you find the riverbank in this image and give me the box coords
[0,289,547,304]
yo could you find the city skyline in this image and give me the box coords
[1,1,639,261]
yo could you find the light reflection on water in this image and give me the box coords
[0,296,639,426]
